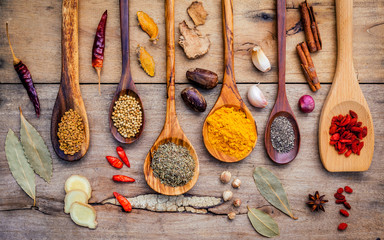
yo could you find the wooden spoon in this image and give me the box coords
[202,0,258,163]
[319,0,374,172]
[264,0,300,164]
[143,0,199,195]
[51,0,89,161]
[108,0,145,144]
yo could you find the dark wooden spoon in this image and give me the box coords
[143,0,199,196]
[51,0,89,161]
[202,0,258,163]
[264,0,300,164]
[108,0,145,144]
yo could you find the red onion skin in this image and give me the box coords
[298,95,315,113]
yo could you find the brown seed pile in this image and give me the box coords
[57,109,85,155]
[112,95,143,138]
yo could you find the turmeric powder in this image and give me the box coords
[206,107,256,159]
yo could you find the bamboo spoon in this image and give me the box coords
[264,0,300,164]
[143,0,199,195]
[319,0,374,172]
[202,0,258,163]
[51,0,89,161]
[108,0,145,144]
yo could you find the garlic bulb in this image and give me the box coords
[251,46,271,72]
[247,84,268,108]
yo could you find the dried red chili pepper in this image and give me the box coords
[106,156,123,169]
[338,223,348,231]
[344,186,353,194]
[340,209,349,217]
[343,201,351,209]
[112,175,135,183]
[92,10,107,94]
[113,192,132,212]
[6,23,40,117]
[116,146,130,168]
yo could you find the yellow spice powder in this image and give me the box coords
[206,107,256,159]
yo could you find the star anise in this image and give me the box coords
[307,191,328,212]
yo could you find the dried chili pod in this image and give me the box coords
[92,10,107,95]
[6,23,40,117]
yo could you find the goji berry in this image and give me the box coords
[337,188,343,194]
[106,156,123,169]
[334,193,345,200]
[356,121,362,127]
[336,199,346,204]
[349,110,357,119]
[116,146,130,168]
[113,192,132,212]
[340,209,349,217]
[362,127,367,138]
[112,175,135,183]
[344,149,352,157]
[331,133,340,141]
[344,186,353,193]
[343,202,351,209]
[338,223,348,231]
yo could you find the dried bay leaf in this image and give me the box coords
[5,129,36,205]
[253,167,297,219]
[20,109,52,182]
[247,207,279,238]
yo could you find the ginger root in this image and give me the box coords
[187,1,207,26]
[64,175,92,200]
[178,21,210,59]
[69,202,98,229]
[64,190,88,214]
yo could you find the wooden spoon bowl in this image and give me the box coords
[143,0,199,195]
[264,0,300,164]
[202,0,258,163]
[51,0,89,161]
[108,0,144,144]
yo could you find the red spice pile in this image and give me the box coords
[334,186,353,231]
[329,110,367,157]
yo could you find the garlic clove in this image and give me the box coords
[251,46,271,73]
[247,84,268,108]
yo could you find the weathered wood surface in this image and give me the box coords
[0,0,384,239]
[0,84,383,239]
[0,0,383,85]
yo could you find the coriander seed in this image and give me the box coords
[57,109,85,155]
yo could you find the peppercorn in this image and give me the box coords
[227,212,236,220]
[232,179,241,188]
[233,198,241,207]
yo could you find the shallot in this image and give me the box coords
[298,95,315,113]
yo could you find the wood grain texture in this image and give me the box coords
[0,83,383,239]
[0,0,383,85]
[108,0,145,144]
[50,0,90,161]
[143,0,199,196]
[202,0,257,163]
[264,0,300,165]
[319,0,374,172]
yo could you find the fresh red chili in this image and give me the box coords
[92,10,107,94]
[106,156,123,169]
[6,23,40,117]
[116,146,130,168]
[112,175,135,183]
[113,192,132,212]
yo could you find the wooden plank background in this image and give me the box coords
[0,0,383,239]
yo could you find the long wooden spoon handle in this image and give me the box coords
[62,0,79,90]
[222,0,235,86]
[277,0,286,94]
[335,0,354,72]
[165,0,176,117]
[119,0,133,88]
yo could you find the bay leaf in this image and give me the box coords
[253,167,297,219]
[5,129,36,205]
[20,109,52,182]
[247,207,279,238]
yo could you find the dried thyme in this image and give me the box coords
[270,116,295,153]
[151,142,195,187]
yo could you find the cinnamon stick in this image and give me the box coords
[296,42,321,91]
[300,1,322,52]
